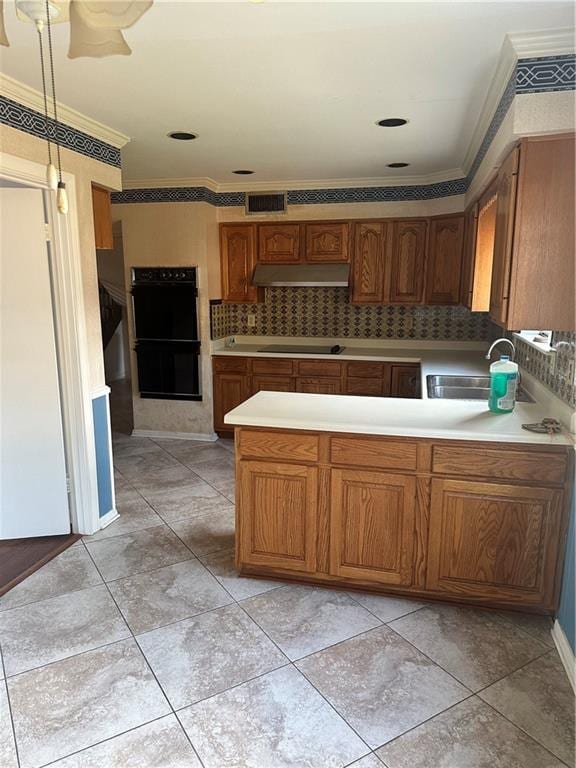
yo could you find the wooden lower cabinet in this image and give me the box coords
[234,428,572,613]
[296,377,342,394]
[252,374,294,394]
[390,365,421,398]
[426,478,563,607]
[330,468,415,585]
[213,373,249,432]
[237,460,318,573]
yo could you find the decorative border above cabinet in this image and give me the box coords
[219,214,465,307]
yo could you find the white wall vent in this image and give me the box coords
[245,191,287,215]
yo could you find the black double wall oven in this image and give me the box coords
[132,267,201,400]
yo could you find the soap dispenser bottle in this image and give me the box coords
[489,355,519,413]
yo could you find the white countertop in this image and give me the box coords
[224,391,572,446]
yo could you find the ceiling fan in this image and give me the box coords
[0,0,153,58]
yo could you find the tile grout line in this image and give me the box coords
[0,637,22,768]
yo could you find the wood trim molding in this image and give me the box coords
[131,429,218,442]
[552,619,576,692]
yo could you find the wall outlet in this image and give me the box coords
[247,313,256,328]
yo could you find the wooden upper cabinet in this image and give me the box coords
[425,215,465,304]
[91,184,113,249]
[350,221,387,303]
[258,223,302,263]
[460,203,478,308]
[220,224,261,303]
[305,222,350,262]
[237,460,318,573]
[426,478,564,609]
[504,135,575,331]
[330,468,415,585]
[389,220,427,303]
[490,147,519,326]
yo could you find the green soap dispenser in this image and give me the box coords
[489,355,519,413]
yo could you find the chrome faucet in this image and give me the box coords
[485,337,516,361]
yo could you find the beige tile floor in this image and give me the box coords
[0,431,574,768]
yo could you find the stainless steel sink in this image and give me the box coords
[426,375,534,403]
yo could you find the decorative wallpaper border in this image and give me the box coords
[112,54,575,207]
[0,95,121,168]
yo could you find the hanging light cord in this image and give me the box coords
[45,0,62,182]
[37,25,52,167]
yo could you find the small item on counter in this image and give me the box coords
[488,355,519,414]
[522,418,562,435]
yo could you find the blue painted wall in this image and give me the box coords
[557,489,575,652]
[92,395,113,518]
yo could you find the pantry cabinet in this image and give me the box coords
[233,428,573,613]
[425,215,465,304]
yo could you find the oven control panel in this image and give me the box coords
[132,267,197,284]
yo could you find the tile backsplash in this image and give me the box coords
[211,287,489,342]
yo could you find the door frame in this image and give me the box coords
[1,151,100,534]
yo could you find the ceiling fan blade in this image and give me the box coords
[72,0,152,30]
[0,1,10,46]
[68,0,131,58]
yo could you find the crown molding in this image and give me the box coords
[0,73,130,149]
[508,28,576,59]
[122,167,465,193]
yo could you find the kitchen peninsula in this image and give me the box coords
[224,356,574,614]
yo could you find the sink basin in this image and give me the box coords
[426,375,534,403]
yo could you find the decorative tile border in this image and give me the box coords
[211,288,489,342]
[112,54,575,207]
[0,96,121,167]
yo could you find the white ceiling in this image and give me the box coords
[0,1,574,185]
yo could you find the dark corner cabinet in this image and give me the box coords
[132,267,202,401]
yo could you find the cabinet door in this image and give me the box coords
[220,224,260,303]
[390,365,420,398]
[296,377,342,394]
[92,184,113,249]
[237,461,318,573]
[389,220,427,303]
[427,478,563,607]
[460,203,478,308]
[490,147,519,326]
[258,224,302,263]
[330,468,415,585]
[350,222,387,303]
[213,372,249,432]
[251,374,294,394]
[425,216,465,304]
[305,222,350,263]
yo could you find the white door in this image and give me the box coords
[0,187,70,538]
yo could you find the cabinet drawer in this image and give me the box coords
[297,360,342,377]
[238,429,319,462]
[346,361,385,378]
[345,378,384,396]
[432,445,568,485]
[213,357,249,374]
[330,436,418,471]
[297,377,342,395]
[251,358,295,375]
[251,375,294,394]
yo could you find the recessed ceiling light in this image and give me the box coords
[168,132,197,141]
[377,118,408,127]
[387,162,410,168]
[232,169,254,175]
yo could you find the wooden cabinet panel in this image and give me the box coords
[344,378,384,396]
[297,360,342,378]
[251,358,295,375]
[426,478,563,607]
[460,203,478,308]
[389,220,427,303]
[432,445,568,486]
[390,365,421,398]
[213,372,249,432]
[489,147,519,325]
[296,377,342,394]
[350,222,387,304]
[305,222,349,263]
[92,185,113,249]
[258,224,302,263]
[346,362,385,378]
[425,216,465,304]
[330,468,415,585]
[251,374,295,394]
[213,356,249,374]
[237,461,318,572]
[220,224,260,303]
[238,430,319,462]
[330,436,417,471]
